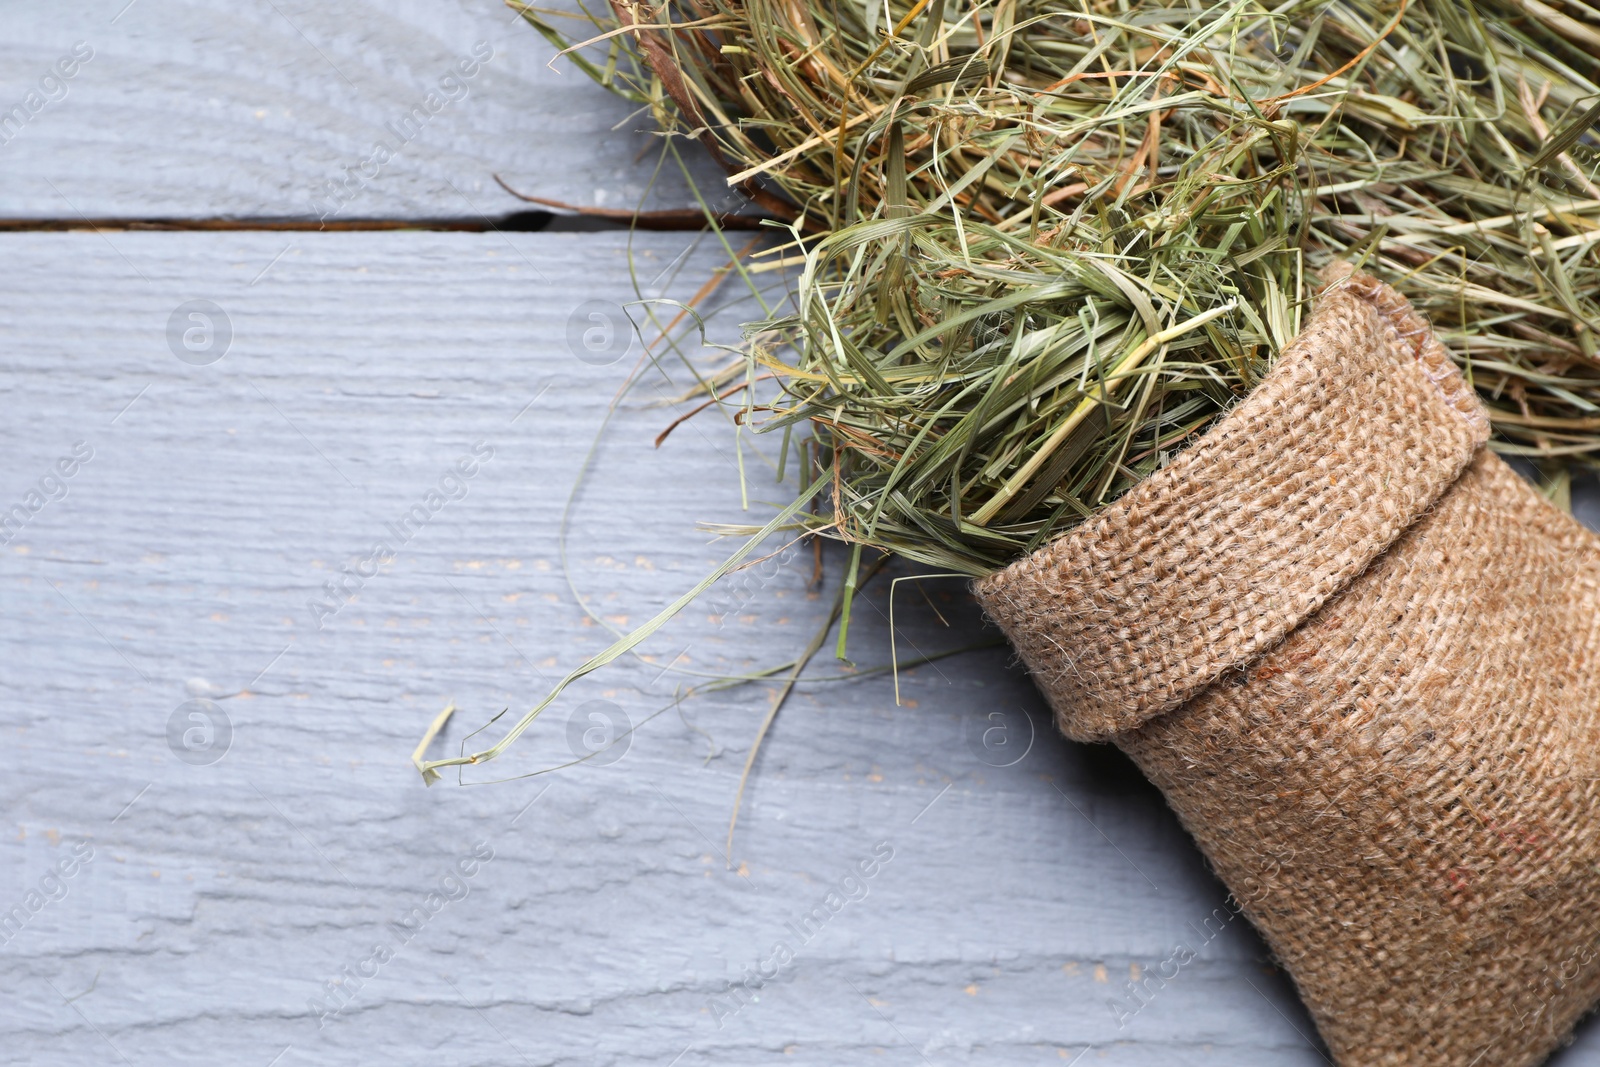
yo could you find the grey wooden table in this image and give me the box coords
[3,5,1599,1067]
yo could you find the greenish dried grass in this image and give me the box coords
[522,0,1600,579]
[413,0,1600,786]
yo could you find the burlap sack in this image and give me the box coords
[975,267,1600,1066]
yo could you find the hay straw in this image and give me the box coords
[414,0,1600,786]
[521,0,1600,577]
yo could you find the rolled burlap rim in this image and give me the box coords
[976,263,1490,741]
[975,266,1600,1065]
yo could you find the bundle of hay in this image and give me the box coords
[518,0,1600,581]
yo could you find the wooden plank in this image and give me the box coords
[0,229,1596,1066]
[0,1,732,220]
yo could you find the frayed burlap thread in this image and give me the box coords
[975,269,1600,1066]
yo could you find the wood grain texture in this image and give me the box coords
[0,1,733,220]
[1,230,1598,1067]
